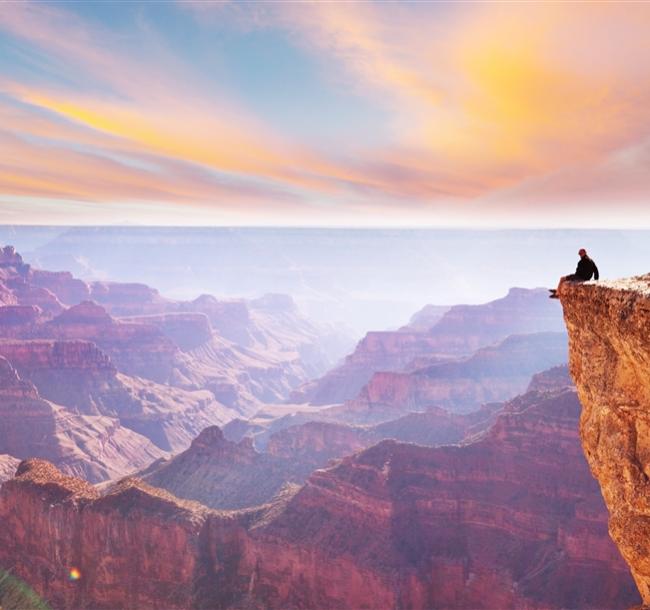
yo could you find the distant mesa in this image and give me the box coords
[50,300,115,326]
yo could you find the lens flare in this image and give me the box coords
[68,568,81,582]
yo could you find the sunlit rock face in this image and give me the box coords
[0,388,638,610]
[560,275,650,604]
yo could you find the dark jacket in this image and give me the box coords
[575,255,599,281]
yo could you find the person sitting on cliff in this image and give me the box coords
[549,248,599,298]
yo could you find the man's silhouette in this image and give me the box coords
[550,248,599,298]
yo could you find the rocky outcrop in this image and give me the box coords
[0,246,353,412]
[0,337,234,451]
[0,459,218,610]
[0,245,25,269]
[340,331,568,422]
[183,295,253,345]
[28,269,91,306]
[3,277,64,316]
[0,454,19,483]
[293,330,451,405]
[0,388,638,609]
[559,275,650,604]
[526,363,573,393]
[138,401,499,511]
[89,281,169,316]
[0,305,42,341]
[46,302,181,383]
[295,287,564,405]
[0,356,166,482]
[138,426,314,510]
[118,312,213,351]
[402,303,451,331]
[254,389,638,609]
[0,339,115,373]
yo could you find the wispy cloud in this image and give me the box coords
[1,1,649,225]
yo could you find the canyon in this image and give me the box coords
[0,246,352,479]
[294,287,566,405]
[1,241,644,610]
[0,385,639,609]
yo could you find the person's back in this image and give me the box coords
[549,248,598,298]
[575,252,599,281]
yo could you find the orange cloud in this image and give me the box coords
[1,1,650,225]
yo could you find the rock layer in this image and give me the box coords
[295,287,564,405]
[340,331,568,422]
[559,275,650,604]
[0,388,638,609]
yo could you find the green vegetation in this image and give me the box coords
[0,569,50,610]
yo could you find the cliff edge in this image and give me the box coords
[560,274,650,605]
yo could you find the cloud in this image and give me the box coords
[1,1,650,225]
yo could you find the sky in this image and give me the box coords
[1,1,649,228]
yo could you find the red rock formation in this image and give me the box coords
[559,275,650,604]
[427,286,566,355]
[0,305,42,338]
[296,287,565,405]
[28,269,91,306]
[0,356,165,482]
[138,426,294,509]
[0,459,215,610]
[294,330,451,405]
[90,281,169,316]
[4,277,64,316]
[0,245,24,268]
[0,389,638,609]
[0,339,114,373]
[341,331,568,422]
[266,420,368,461]
[0,247,351,412]
[0,337,235,452]
[45,302,181,383]
[182,295,253,345]
[118,312,212,351]
[251,389,638,609]
[526,363,573,392]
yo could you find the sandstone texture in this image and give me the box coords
[559,275,650,604]
[0,387,639,609]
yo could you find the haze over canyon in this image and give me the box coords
[0,227,647,609]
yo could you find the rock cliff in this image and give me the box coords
[0,356,166,482]
[559,274,650,605]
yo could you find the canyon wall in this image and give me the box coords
[560,275,650,604]
[0,387,638,609]
[294,287,565,405]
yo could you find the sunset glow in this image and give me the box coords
[1,1,649,226]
